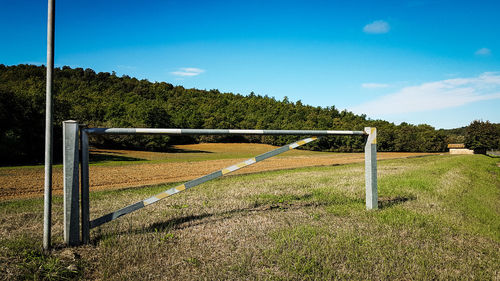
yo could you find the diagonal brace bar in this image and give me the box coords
[90,136,319,229]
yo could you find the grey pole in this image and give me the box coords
[364,127,378,210]
[63,121,80,245]
[81,129,90,244]
[43,0,55,251]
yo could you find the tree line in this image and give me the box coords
[1,64,496,165]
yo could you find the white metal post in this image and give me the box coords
[63,121,80,245]
[364,127,378,210]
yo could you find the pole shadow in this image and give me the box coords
[378,195,416,209]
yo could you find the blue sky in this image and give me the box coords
[1,0,499,129]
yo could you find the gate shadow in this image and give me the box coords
[92,200,323,244]
[92,195,414,243]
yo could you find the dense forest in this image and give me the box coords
[1,64,497,165]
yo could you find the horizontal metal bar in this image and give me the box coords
[84,128,366,136]
[89,136,319,229]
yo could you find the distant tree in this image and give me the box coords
[464,120,499,153]
[0,64,452,165]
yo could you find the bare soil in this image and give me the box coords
[0,143,439,200]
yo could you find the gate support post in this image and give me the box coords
[63,120,80,245]
[364,127,378,210]
[81,128,90,244]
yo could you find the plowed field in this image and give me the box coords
[0,143,439,200]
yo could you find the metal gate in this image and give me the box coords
[62,121,377,245]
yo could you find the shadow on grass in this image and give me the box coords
[89,152,145,163]
[88,147,214,164]
[92,213,215,244]
[147,213,214,232]
[89,193,412,244]
[378,196,416,209]
[93,147,213,154]
[91,198,323,244]
[167,148,213,154]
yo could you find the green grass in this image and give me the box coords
[0,235,82,280]
[1,155,498,280]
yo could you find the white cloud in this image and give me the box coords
[351,72,500,116]
[475,48,491,56]
[117,65,136,70]
[362,83,390,89]
[171,67,205,77]
[363,20,390,34]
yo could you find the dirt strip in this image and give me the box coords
[0,152,439,201]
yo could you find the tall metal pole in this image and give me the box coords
[43,0,55,251]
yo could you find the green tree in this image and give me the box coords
[464,120,499,153]
[0,64,453,165]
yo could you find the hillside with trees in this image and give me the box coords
[0,64,485,165]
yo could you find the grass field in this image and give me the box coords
[0,154,499,280]
[0,143,437,200]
